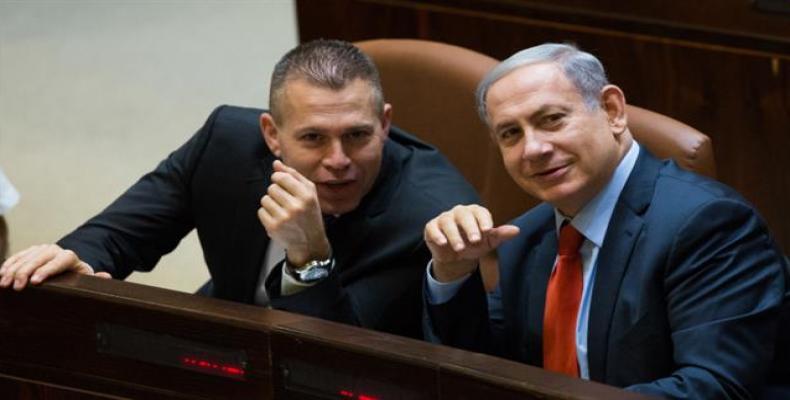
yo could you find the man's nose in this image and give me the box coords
[522,129,552,161]
[323,140,351,170]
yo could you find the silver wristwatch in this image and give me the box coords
[284,256,334,283]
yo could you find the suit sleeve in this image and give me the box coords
[628,199,786,399]
[265,261,361,326]
[56,107,223,278]
[423,269,497,352]
[266,240,434,338]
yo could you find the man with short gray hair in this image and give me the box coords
[0,39,478,339]
[423,43,788,398]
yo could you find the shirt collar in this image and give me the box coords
[554,141,640,246]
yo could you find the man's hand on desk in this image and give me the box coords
[0,244,111,291]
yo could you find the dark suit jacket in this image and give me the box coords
[428,148,788,398]
[59,105,478,338]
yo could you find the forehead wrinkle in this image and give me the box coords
[343,123,375,132]
[278,79,379,130]
[488,65,584,126]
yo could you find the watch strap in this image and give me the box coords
[284,255,334,284]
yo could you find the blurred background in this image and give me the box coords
[0,0,298,291]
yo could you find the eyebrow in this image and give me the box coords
[493,104,572,132]
[342,124,375,133]
[292,126,324,135]
[529,105,572,122]
[292,123,376,136]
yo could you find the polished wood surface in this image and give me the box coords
[296,0,790,253]
[0,274,653,399]
[0,374,114,400]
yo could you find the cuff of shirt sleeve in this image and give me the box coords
[425,259,472,305]
[281,266,319,296]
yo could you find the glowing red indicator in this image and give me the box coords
[337,390,380,400]
[181,357,245,377]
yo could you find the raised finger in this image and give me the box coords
[487,224,521,249]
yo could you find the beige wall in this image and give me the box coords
[0,1,298,292]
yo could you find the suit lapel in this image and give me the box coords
[329,141,400,275]
[587,148,662,382]
[231,157,274,303]
[326,211,372,276]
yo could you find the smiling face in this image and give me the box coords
[261,78,392,215]
[485,62,630,216]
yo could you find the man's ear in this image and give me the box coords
[260,112,281,157]
[600,85,627,135]
[380,103,393,138]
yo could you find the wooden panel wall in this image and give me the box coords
[296,0,790,253]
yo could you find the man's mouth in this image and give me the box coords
[321,179,355,186]
[532,163,570,180]
[318,179,356,193]
[532,164,568,178]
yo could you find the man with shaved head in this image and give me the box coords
[1,39,478,339]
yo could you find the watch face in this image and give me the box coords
[291,257,334,283]
[301,267,330,282]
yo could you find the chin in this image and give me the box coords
[523,182,580,208]
[319,201,359,216]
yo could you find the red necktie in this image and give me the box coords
[543,223,584,377]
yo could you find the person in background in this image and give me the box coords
[423,43,788,398]
[0,39,478,339]
[0,167,20,262]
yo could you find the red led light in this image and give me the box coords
[181,357,245,377]
[222,366,244,375]
[337,389,380,400]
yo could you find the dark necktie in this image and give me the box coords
[543,222,584,377]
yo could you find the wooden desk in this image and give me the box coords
[0,274,652,399]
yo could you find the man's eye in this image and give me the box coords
[346,130,372,142]
[542,113,565,128]
[498,127,520,142]
[300,133,323,142]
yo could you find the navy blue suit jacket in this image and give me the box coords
[428,148,788,398]
[58,105,479,338]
